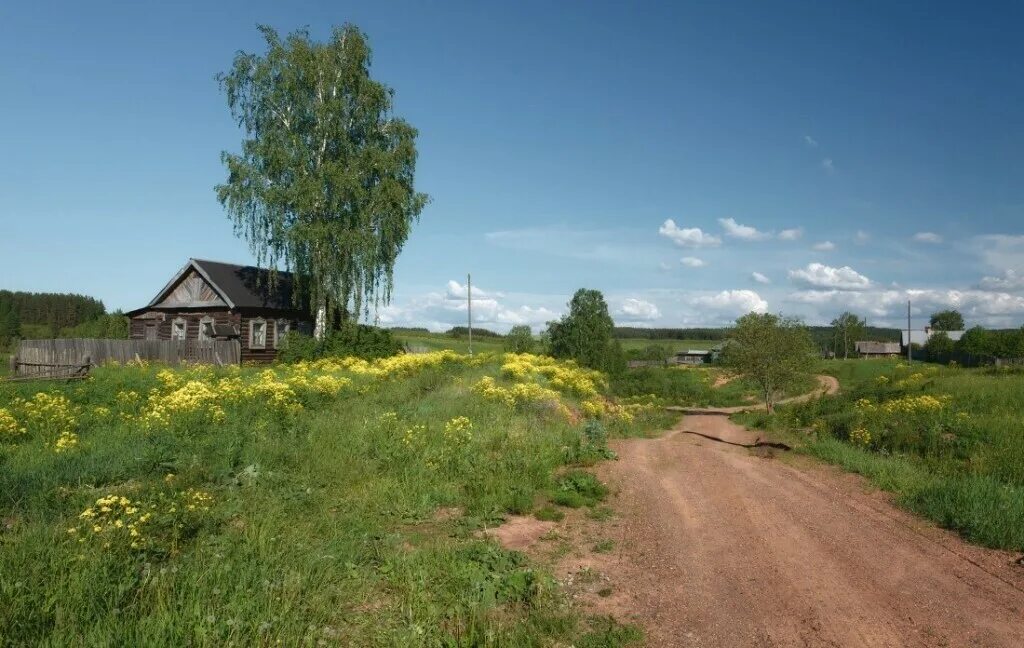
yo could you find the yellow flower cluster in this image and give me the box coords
[72,494,154,550]
[879,394,950,415]
[443,416,473,443]
[140,380,227,429]
[473,375,562,408]
[581,397,644,423]
[0,408,25,437]
[71,489,213,551]
[53,430,79,453]
[403,424,427,448]
[849,427,872,447]
[294,350,465,380]
[500,353,605,397]
[12,392,78,436]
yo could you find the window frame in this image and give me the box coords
[198,316,216,342]
[170,317,188,342]
[249,317,267,350]
[274,319,291,349]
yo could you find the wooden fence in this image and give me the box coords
[12,339,241,377]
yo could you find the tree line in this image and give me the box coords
[0,290,127,351]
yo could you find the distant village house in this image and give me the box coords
[854,341,901,359]
[126,259,312,363]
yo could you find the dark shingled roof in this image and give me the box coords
[191,259,296,310]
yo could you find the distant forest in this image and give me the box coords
[613,326,903,348]
[0,290,128,350]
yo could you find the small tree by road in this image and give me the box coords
[721,313,817,413]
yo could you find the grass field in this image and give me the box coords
[0,352,675,645]
[738,359,1024,552]
[392,330,720,357]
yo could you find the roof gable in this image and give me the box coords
[153,269,228,309]
[141,259,298,312]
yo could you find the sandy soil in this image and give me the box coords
[497,410,1024,647]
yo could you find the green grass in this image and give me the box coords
[395,331,506,354]
[0,353,657,645]
[737,360,1024,551]
[611,365,816,408]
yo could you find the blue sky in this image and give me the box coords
[3,1,1024,331]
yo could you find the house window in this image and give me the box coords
[274,319,290,349]
[199,316,216,342]
[250,318,267,350]
[171,318,187,341]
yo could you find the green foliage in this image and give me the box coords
[0,299,19,351]
[721,313,816,412]
[829,311,865,359]
[448,326,502,339]
[745,360,1024,551]
[216,24,429,327]
[504,325,535,353]
[577,616,643,648]
[0,353,665,644]
[924,331,955,361]
[551,470,608,508]
[277,323,402,362]
[548,289,624,374]
[534,505,565,522]
[929,309,965,331]
[58,312,129,339]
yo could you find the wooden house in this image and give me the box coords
[854,341,902,358]
[125,259,311,363]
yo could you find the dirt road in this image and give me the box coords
[667,375,841,415]
[553,414,1024,647]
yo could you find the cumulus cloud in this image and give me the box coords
[751,272,771,285]
[778,228,803,241]
[787,288,1024,323]
[376,281,558,332]
[913,232,943,244]
[692,290,768,315]
[617,298,661,321]
[854,230,870,245]
[979,269,1024,292]
[803,135,818,147]
[788,263,872,290]
[681,256,706,268]
[658,219,722,248]
[718,217,770,241]
[821,158,835,173]
[812,241,836,251]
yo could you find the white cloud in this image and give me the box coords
[658,219,722,248]
[913,232,943,244]
[617,298,661,321]
[718,217,770,241]
[681,256,706,268]
[979,269,1024,292]
[787,288,1024,324]
[751,272,771,285]
[974,234,1024,274]
[821,158,835,173]
[377,281,559,332]
[657,261,673,271]
[692,290,768,315]
[778,228,803,241]
[788,262,872,290]
[854,230,870,245]
[812,241,836,251]
[803,135,818,147]
[445,280,502,300]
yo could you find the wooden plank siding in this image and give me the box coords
[13,339,241,376]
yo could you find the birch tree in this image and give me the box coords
[216,25,428,338]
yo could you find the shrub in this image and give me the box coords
[277,322,402,362]
[551,470,608,508]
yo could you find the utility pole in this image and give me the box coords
[467,273,473,357]
[907,299,912,363]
